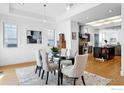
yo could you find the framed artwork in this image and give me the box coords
[27,30,42,44]
[72,32,77,40]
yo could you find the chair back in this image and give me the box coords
[61,48,67,57]
[35,50,42,66]
[73,54,88,77]
[40,50,50,71]
[73,50,78,57]
[69,49,78,57]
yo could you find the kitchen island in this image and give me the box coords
[93,46,115,60]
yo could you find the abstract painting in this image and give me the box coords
[27,30,42,44]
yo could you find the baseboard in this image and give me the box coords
[0,60,36,67]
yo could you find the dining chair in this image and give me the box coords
[61,54,88,85]
[61,49,78,66]
[35,50,42,77]
[72,50,78,57]
[60,48,67,57]
[53,48,68,64]
[40,50,58,84]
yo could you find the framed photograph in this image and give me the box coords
[27,30,42,44]
[72,32,77,40]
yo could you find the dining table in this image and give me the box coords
[53,55,74,85]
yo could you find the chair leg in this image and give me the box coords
[61,72,63,85]
[54,70,56,75]
[74,78,77,85]
[81,76,86,85]
[46,72,49,84]
[35,66,38,74]
[39,67,42,77]
[41,70,44,79]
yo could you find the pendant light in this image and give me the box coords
[43,4,47,22]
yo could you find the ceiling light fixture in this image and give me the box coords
[66,3,74,10]
[86,15,121,27]
[43,4,47,22]
[112,19,122,22]
[108,9,113,13]
[19,3,24,5]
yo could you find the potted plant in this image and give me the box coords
[51,47,59,56]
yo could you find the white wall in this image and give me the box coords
[0,14,55,66]
[55,20,71,49]
[120,4,124,76]
[0,4,9,14]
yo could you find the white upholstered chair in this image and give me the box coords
[60,48,67,57]
[61,49,78,66]
[61,54,88,85]
[53,48,68,64]
[35,50,42,77]
[40,50,58,84]
[71,50,78,57]
[53,49,77,66]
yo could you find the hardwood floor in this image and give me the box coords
[0,55,124,85]
[0,62,35,85]
[86,54,123,85]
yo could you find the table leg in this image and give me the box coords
[58,60,61,85]
[61,72,63,85]
[72,58,74,65]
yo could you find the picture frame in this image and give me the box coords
[72,32,77,40]
[27,30,42,44]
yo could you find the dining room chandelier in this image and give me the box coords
[43,4,47,22]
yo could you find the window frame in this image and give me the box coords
[3,22,18,48]
[47,29,55,47]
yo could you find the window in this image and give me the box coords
[99,26,120,46]
[3,23,18,48]
[48,30,55,46]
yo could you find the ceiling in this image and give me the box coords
[71,3,121,24]
[0,3,121,25]
[9,3,83,21]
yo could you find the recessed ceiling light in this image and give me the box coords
[66,6,70,10]
[112,19,122,22]
[86,15,121,27]
[19,3,24,5]
[108,9,113,13]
